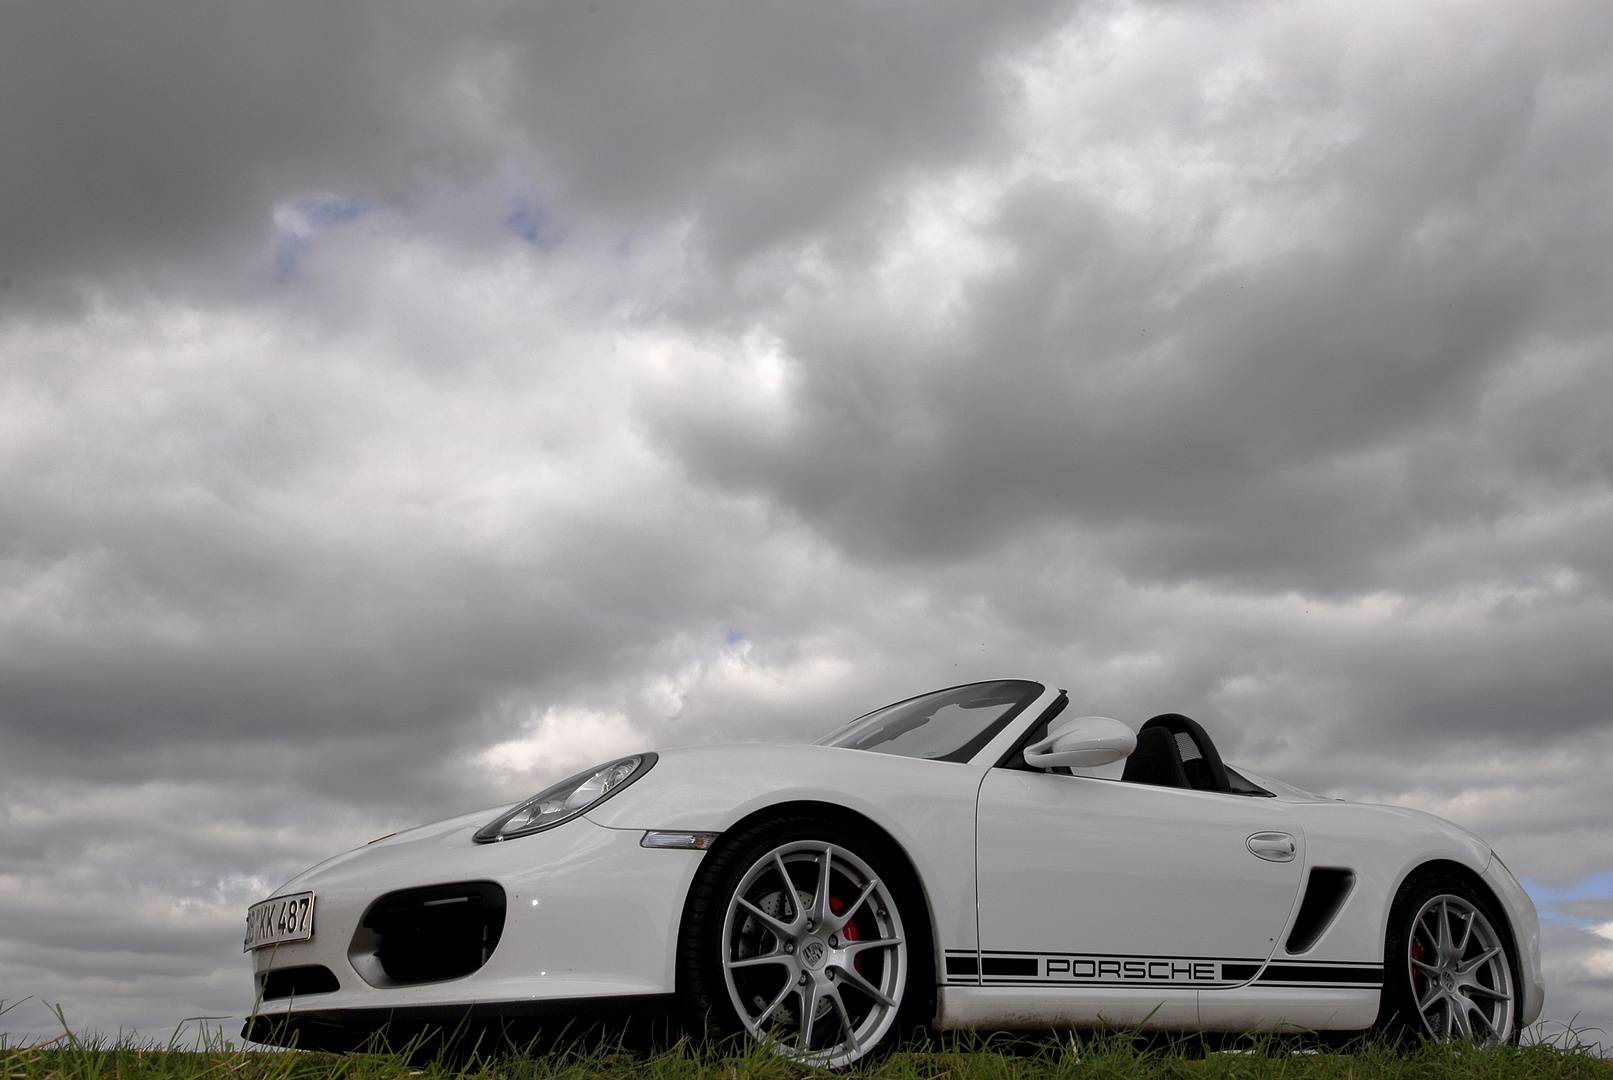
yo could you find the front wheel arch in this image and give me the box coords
[675,802,937,1051]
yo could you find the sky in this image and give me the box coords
[2,0,1612,1048]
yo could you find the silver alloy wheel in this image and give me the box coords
[719,840,906,1067]
[1407,893,1516,1042]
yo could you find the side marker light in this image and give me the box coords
[641,831,721,850]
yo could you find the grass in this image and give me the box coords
[3,1021,1611,1080]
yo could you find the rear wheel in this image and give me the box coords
[1378,873,1518,1043]
[681,819,917,1067]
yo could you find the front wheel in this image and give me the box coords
[1378,873,1519,1043]
[681,819,917,1067]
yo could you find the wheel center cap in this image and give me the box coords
[1441,971,1456,991]
[800,940,827,969]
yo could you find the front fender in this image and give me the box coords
[586,744,985,958]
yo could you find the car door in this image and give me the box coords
[973,769,1304,995]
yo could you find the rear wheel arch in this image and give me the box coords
[676,800,938,1029]
[1386,859,1517,953]
[1376,858,1522,1041]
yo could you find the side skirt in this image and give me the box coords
[936,985,1381,1033]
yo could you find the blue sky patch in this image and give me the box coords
[505,197,562,250]
[1521,870,1613,928]
[274,194,370,283]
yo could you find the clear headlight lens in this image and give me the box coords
[473,753,656,843]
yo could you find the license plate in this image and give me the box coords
[244,891,315,952]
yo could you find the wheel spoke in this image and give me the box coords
[834,961,898,1008]
[770,853,799,921]
[1411,957,1441,977]
[737,896,796,941]
[1462,981,1510,1001]
[843,934,903,957]
[798,980,820,1048]
[811,846,834,928]
[1436,900,1453,962]
[728,952,792,971]
[752,980,795,1031]
[828,881,875,934]
[1451,998,1474,1040]
[826,984,860,1055]
[1413,914,1439,957]
[1417,981,1443,1012]
[1454,909,1476,955]
[1457,946,1500,976]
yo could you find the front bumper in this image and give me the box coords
[242,993,679,1053]
[244,815,707,1046]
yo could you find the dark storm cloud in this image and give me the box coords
[491,1,1068,247]
[0,2,469,296]
[0,0,1067,301]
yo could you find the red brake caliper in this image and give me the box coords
[829,897,862,973]
[1411,940,1425,994]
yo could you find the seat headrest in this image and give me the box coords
[1137,713,1231,793]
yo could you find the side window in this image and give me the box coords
[1001,717,1050,772]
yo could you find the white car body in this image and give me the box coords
[244,680,1544,1052]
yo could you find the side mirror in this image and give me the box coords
[1023,716,1137,769]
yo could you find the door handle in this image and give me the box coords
[1246,831,1297,863]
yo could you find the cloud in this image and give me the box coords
[474,705,643,779]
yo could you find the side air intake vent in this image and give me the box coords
[1285,868,1356,954]
[349,881,506,987]
[259,964,340,1000]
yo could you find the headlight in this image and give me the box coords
[473,753,657,843]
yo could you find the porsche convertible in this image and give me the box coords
[242,679,1543,1064]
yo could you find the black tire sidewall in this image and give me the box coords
[1376,871,1521,1043]
[677,815,931,1056]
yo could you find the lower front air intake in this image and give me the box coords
[259,964,340,1000]
[349,881,506,987]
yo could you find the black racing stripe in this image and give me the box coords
[1259,964,1383,984]
[1221,963,1261,981]
[945,955,979,976]
[982,956,1039,977]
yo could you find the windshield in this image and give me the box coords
[815,680,1044,763]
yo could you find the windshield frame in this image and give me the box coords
[815,679,1047,764]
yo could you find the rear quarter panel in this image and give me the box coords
[1280,800,1493,965]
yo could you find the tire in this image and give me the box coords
[679,816,926,1067]
[1377,872,1519,1044]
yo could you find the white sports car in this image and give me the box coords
[243,679,1543,1064]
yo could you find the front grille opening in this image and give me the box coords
[351,881,506,987]
[1285,867,1356,954]
[259,964,340,1000]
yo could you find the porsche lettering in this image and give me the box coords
[977,953,1231,984]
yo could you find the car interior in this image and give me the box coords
[1010,708,1274,796]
